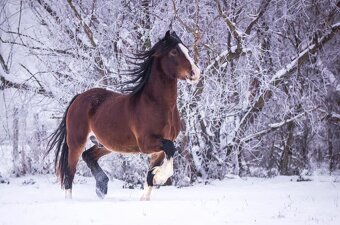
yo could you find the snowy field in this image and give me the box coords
[0,175,339,225]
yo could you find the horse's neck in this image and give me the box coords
[143,62,178,108]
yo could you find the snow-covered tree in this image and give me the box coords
[0,0,339,184]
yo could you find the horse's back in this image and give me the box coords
[65,88,116,145]
[79,88,119,112]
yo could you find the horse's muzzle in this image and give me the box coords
[186,69,200,85]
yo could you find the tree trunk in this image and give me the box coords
[280,121,295,175]
[327,121,334,172]
[12,107,20,176]
[139,0,151,50]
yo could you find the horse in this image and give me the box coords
[46,31,200,200]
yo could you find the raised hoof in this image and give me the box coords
[95,173,109,199]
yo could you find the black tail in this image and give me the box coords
[46,95,79,188]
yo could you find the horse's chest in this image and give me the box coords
[161,110,180,140]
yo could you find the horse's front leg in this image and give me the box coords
[140,138,177,201]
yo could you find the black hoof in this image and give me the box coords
[96,186,107,199]
[95,172,109,199]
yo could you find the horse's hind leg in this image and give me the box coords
[64,118,90,199]
[65,140,87,199]
[82,145,111,198]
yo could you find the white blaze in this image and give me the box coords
[178,43,201,84]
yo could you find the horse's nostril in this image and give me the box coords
[190,70,195,77]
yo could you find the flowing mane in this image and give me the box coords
[123,32,183,96]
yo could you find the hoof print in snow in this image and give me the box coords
[0,176,10,184]
[22,178,36,186]
[296,176,312,182]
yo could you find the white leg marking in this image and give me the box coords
[140,184,152,201]
[65,189,72,199]
[153,157,174,185]
[140,157,174,201]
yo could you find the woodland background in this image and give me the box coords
[0,0,339,187]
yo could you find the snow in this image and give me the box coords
[0,175,339,225]
[230,45,238,53]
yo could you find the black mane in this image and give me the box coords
[122,31,183,96]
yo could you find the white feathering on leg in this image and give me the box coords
[153,157,174,185]
[140,184,152,201]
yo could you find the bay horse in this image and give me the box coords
[47,31,200,200]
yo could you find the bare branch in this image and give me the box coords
[0,37,80,58]
[245,0,271,35]
[20,63,45,91]
[35,0,90,51]
[230,23,340,147]
[241,107,318,143]
[66,0,108,85]
[240,23,340,128]
[0,73,54,98]
[171,0,195,33]
[0,53,9,74]
[67,0,95,47]
[323,112,340,124]
[214,0,243,47]
[205,47,250,73]
[269,22,340,85]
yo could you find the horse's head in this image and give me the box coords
[156,31,200,84]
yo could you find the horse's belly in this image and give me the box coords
[90,119,139,153]
[95,131,140,153]
[108,145,140,154]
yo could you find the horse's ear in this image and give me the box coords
[171,31,180,40]
[164,30,171,39]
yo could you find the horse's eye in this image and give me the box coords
[169,48,178,56]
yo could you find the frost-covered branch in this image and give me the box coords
[35,0,90,50]
[0,73,54,98]
[241,108,318,143]
[244,0,271,35]
[67,0,95,47]
[270,23,340,85]
[66,0,109,85]
[172,0,201,63]
[238,22,340,131]
[0,37,80,58]
[324,112,340,124]
[214,0,243,46]
[0,53,9,74]
[172,0,194,33]
[20,64,45,92]
[205,46,249,73]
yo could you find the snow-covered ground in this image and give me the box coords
[0,175,339,225]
